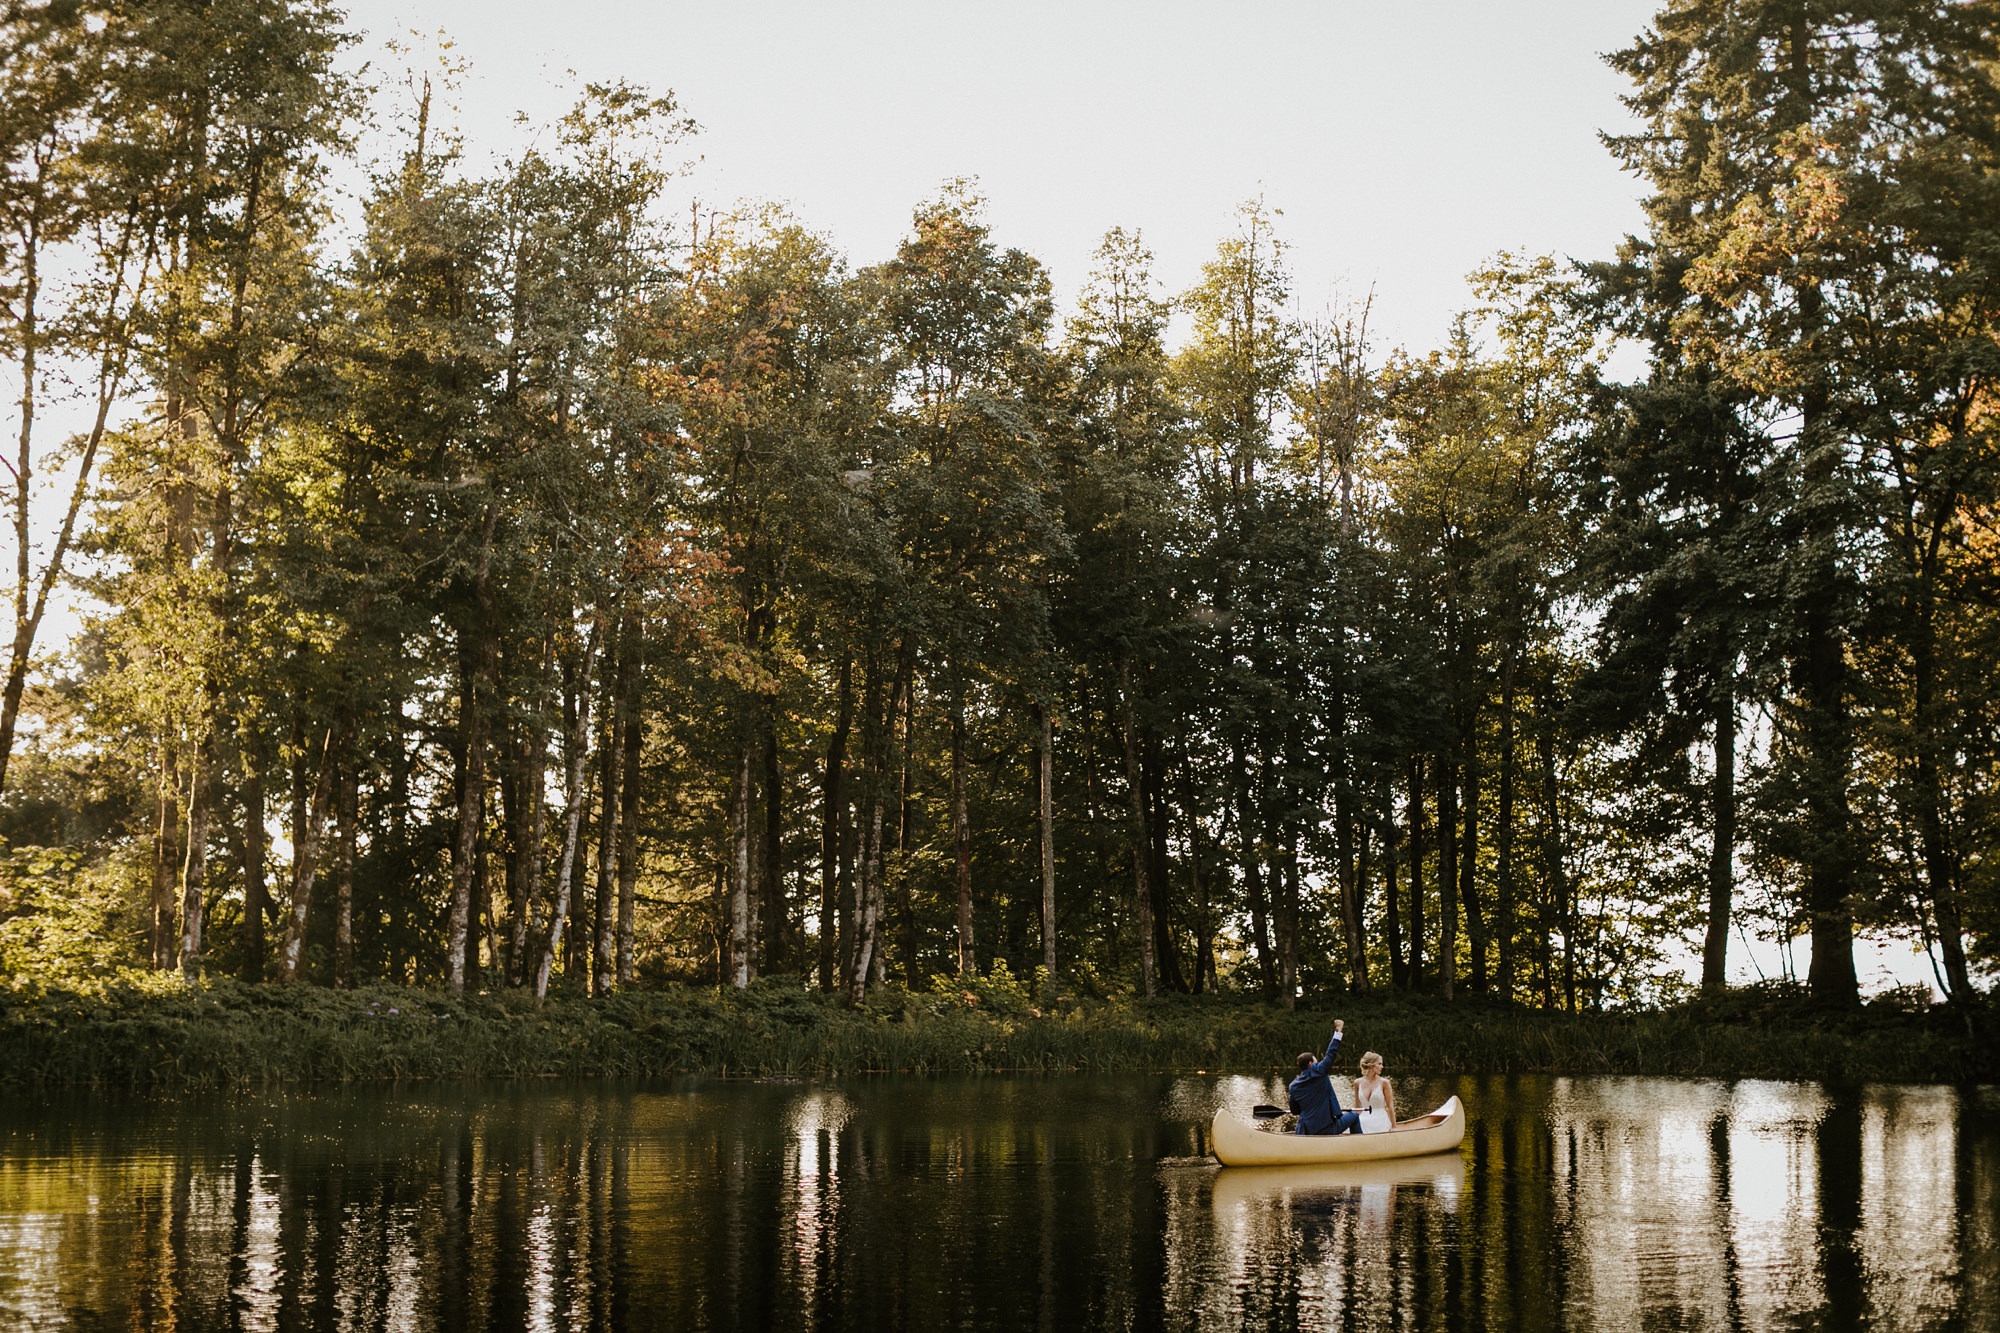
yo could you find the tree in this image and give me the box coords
[859,180,1062,989]
[664,206,874,990]
[1057,227,1192,994]
[1606,0,2000,1004]
[1172,200,1301,1002]
[1,4,145,798]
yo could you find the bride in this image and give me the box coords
[1353,1051,1397,1133]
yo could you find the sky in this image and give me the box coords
[333,0,1660,354]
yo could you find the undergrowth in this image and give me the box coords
[0,974,1990,1091]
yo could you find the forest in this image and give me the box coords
[2,0,1996,1021]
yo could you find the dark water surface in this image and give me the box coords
[2,1073,1996,1331]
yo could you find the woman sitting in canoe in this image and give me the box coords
[1354,1051,1397,1133]
[1287,1018,1363,1135]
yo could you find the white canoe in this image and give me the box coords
[1210,1095,1466,1166]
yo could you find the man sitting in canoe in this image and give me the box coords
[1287,1018,1363,1135]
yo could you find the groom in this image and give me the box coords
[1288,1018,1362,1135]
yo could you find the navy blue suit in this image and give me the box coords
[1287,1029,1362,1135]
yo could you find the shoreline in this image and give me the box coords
[2,978,1991,1093]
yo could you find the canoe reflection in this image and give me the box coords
[1210,1150,1466,1216]
[1184,1148,1470,1324]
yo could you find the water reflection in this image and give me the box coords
[1199,1153,1466,1327]
[0,1075,1993,1331]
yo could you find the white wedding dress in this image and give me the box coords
[1354,1079,1392,1134]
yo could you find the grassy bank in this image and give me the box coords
[1,975,1991,1092]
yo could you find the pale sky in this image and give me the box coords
[334,0,1660,353]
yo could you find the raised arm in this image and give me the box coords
[1307,1019,1346,1077]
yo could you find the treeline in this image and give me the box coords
[1,0,1995,1011]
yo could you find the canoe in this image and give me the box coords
[1209,1095,1465,1166]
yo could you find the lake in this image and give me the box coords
[2,1073,1995,1330]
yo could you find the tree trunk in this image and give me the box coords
[1117,662,1156,998]
[152,745,182,971]
[386,724,411,984]
[848,793,886,1004]
[1437,752,1457,1002]
[851,761,884,1005]
[1267,754,1297,1007]
[1801,600,1859,1007]
[1406,760,1428,993]
[2,213,41,800]
[333,763,357,987]
[713,863,728,986]
[494,643,538,981]
[239,758,268,984]
[1144,738,1187,993]
[726,738,755,989]
[952,700,975,975]
[1382,794,1404,992]
[616,625,642,989]
[1917,774,1973,1005]
[896,671,918,987]
[820,656,852,991]
[1278,842,1301,1008]
[1337,801,1368,996]
[1174,735,1216,995]
[1907,566,1973,1001]
[447,667,485,996]
[507,722,549,988]
[277,731,338,983]
[849,656,905,1002]
[0,296,126,796]
[1783,168,1857,1006]
[1331,736,1366,995]
[450,506,499,995]
[1496,641,1517,1001]
[1535,702,1575,1013]
[500,735,528,984]
[761,717,785,977]
[842,664,879,993]
[534,676,596,1001]
[1459,713,1487,992]
[1357,813,1376,971]
[564,805,587,984]
[1037,703,1056,981]
[178,745,210,977]
[1702,685,1737,993]
[1233,745,1272,999]
[471,822,491,991]
[593,658,621,998]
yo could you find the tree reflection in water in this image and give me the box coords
[0,1075,1995,1331]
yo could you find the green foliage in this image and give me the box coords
[2,0,1995,1037]
[0,843,155,992]
[0,983,1988,1091]
[927,957,1037,1017]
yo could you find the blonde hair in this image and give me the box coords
[1359,1051,1383,1071]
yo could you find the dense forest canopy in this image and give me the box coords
[2,0,1996,1010]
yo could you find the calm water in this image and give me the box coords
[2,1073,1995,1331]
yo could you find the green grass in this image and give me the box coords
[0,977,1990,1092]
